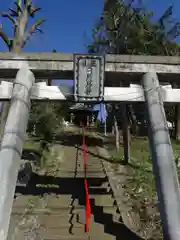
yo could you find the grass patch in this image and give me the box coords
[111,137,180,199]
[24,140,63,174]
[23,140,41,151]
[23,140,53,169]
[109,137,180,239]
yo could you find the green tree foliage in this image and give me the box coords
[29,102,58,141]
[28,100,71,142]
[88,0,180,133]
[88,1,180,55]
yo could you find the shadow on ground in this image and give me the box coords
[22,149,42,163]
[55,133,103,147]
[15,146,144,240]
[15,175,143,239]
[91,199,143,240]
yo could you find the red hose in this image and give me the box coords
[81,121,91,232]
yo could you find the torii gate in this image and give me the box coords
[0,53,180,239]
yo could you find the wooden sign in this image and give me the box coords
[74,54,105,102]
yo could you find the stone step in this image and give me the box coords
[11,206,120,223]
[58,165,104,170]
[11,206,86,215]
[91,205,118,216]
[9,232,109,240]
[56,174,106,178]
[77,207,119,224]
[86,162,103,165]
[99,182,110,188]
[44,196,74,206]
[9,143,121,240]
[15,216,84,229]
[10,213,78,225]
[37,225,86,236]
[12,197,115,212]
[8,217,22,239]
[111,213,121,223]
[39,197,114,208]
[9,210,87,237]
[8,229,88,240]
[90,212,121,223]
[88,220,116,239]
[10,212,120,229]
[12,201,116,212]
[58,172,105,177]
[45,214,117,229]
[45,196,114,208]
[38,215,84,227]
[86,168,104,171]
[90,233,116,240]
[59,164,102,167]
[13,196,76,208]
[7,230,38,240]
[90,196,114,206]
[44,236,89,240]
[9,215,117,240]
[13,196,42,207]
[89,219,104,231]
[102,206,118,215]
[58,169,104,172]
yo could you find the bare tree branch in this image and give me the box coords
[8,8,18,17]
[24,0,32,7]
[1,12,15,24]
[0,26,11,48]
[30,7,41,17]
[35,27,44,33]
[14,2,22,14]
[22,18,45,47]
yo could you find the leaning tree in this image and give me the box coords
[0,0,45,139]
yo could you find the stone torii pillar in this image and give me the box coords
[142,72,180,240]
[0,64,35,240]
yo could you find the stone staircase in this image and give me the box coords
[8,144,140,240]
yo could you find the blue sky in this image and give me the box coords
[0,0,104,85]
[0,0,179,86]
[146,0,180,19]
[0,0,179,52]
[0,0,104,52]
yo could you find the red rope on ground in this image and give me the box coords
[81,120,91,232]
[84,179,91,232]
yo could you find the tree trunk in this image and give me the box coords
[33,124,36,136]
[114,115,119,150]
[121,104,130,164]
[175,105,180,141]
[129,104,138,136]
[112,125,115,134]
[172,83,180,141]
[47,79,51,86]
[0,7,29,142]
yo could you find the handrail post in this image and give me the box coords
[0,63,35,240]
